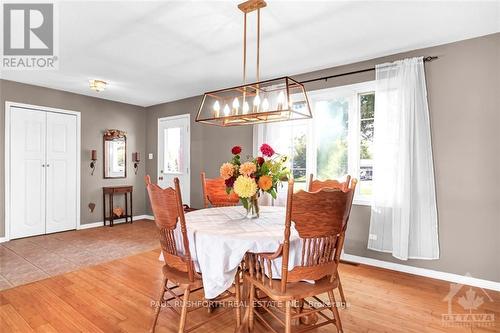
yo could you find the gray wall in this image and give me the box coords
[0,80,148,234]
[145,33,500,282]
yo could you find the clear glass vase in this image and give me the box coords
[245,195,260,219]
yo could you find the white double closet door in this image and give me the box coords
[10,106,78,239]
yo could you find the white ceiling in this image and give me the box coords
[1,1,499,107]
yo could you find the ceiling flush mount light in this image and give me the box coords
[195,0,312,127]
[89,79,107,92]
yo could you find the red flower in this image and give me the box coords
[225,176,236,188]
[231,146,242,155]
[260,144,275,157]
[256,157,265,166]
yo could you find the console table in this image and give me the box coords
[103,186,133,227]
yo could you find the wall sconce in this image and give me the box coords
[132,152,140,175]
[90,149,97,175]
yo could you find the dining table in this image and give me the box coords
[164,205,304,299]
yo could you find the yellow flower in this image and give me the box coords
[220,162,234,180]
[233,176,258,198]
[258,175,273,191]
[239,161,257,177]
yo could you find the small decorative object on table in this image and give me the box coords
[113,207,124,218]
[220,144,289,218]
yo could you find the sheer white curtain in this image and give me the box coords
[368,57,439,260]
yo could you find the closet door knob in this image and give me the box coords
[42,164,46,167]
[46,164,50,167]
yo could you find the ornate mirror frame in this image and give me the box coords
[103,129,127,179]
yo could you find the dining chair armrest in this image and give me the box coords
[256,244,284,260]
[245,245,284,285]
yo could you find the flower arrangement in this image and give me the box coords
[220,144,289,218]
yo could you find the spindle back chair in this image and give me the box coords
[146,176,240,332]
[201,172,240,208]
[307,175,357,304]
[146,175,196,281]
[242,179,357,333]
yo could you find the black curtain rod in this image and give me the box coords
[299,56,438,85]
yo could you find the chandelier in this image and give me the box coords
[195,0,312,127]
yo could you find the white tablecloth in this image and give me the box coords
[167,206,302,299]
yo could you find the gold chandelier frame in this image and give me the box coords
[195,0,312,127]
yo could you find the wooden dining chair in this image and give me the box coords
[201,172,240,208]
[240,179,356,333]
[307,174,357,305]
[145,176,241,333]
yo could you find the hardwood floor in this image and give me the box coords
[0,220,158,290]
[0,249,498,333]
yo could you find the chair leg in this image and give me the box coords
[337,278,346,305]
[234,270,242,327]
[178,288,191,333]
[151,276,167,333]
[248,284,255,332]
[285,301,292,333]
[328,290,343,333]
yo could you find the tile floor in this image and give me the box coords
[0,219,158,290]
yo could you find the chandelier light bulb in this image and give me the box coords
[253,94,261,106]
[262,98,270,112]
[252,94,261,113]
[223,104,230,116]
[232,97,240,109]
[243,101,250,114]
[213,100,220,111]
[213,100,221,117]
[277,91,285,103]
[277,91,285,110]
[232,97,240,115]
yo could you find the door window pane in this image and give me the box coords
[164,127,181,173]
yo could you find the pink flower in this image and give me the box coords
[260,144,275,157]
[231,146,242,155]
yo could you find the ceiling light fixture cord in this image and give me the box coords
[243,12,247,85]
[257,8,260,83]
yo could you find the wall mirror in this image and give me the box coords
[103,129,127,178]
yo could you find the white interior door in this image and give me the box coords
[158,115,190,205]
[10,107,47,239]
[46,112,78,233]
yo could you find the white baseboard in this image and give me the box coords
[77,221,104,230]
[77,214,154,230]
[138,215,154,220]
[0,237,9,243]
[341,253,500,292]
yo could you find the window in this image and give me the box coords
[164,127,181,173]
[260,81,375,204]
